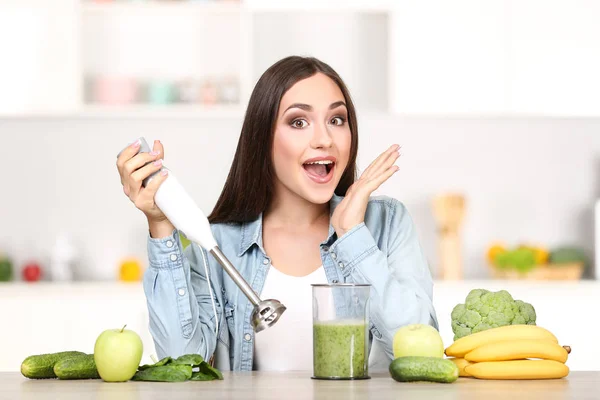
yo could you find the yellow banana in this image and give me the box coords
[465,360,569,380]
[447,358,474,377]
[465,339,570,363]
[445,325,558,358]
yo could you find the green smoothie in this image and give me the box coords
[313,320,367,378]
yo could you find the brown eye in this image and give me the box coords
[330,116,345,126]
[291,119,308,129]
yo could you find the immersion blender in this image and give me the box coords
[118,137,286,332]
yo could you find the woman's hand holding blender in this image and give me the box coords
[116,139,174,238]
[116,138,286,332]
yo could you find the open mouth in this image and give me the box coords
[302,159,335,184]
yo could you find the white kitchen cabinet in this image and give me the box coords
[252,10,389,114]
[390,0,600,116]
[508,0,600,116]
[0,283,155,373]
[0,0,81,116]
[389,0,508,115]
[1,0,597,118]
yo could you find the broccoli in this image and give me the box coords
[450,289,536,340]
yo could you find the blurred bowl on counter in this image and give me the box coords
[177,79,201,103]
[487,243,587,280]
[93,76,139,105]
[146,80,176,105]
[219,76,239,104]
[200,78,218,105]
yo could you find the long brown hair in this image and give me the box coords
[208,56,359,224]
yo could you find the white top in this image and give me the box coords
[253,265,328,371]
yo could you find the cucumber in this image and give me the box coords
[389,356,459,383]
[54,354,100,380]
[21,351,86,379]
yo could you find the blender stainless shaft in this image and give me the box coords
[210,247,286,332]
[210,247,261,306]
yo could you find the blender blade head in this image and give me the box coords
[252,299,286,332]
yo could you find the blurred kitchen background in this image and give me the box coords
[1,0,599,371]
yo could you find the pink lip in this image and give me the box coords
[302,156,336,184]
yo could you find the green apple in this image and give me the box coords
[94,325,143,382]
[393,323,444,358]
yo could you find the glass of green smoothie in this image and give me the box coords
[311,283,371,380]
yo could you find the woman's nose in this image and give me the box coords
[311,122,333,149]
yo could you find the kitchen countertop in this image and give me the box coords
[2,371,598,400]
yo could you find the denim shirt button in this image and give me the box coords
[338,262,344,269]
[262,258,269,265]
[244,333,252,341]
[331,253,337,260]
[332,279,339,284]
[322,246,329,252]
[166,240,174,248]
[170,254,178,262]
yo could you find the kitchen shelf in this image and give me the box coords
[82,1,243,15]
[0,105,244,119]
[243,0,393,12]
[80,104,244,118]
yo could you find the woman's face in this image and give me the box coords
[272,72,352,205]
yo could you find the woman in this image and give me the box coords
[116,56,438,372]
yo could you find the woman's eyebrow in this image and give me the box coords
[285,103,312,112]
[284,101,347,113]
[329,101,347,110]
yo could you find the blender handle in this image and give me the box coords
[117,137,284,331]
[118,137,217,250]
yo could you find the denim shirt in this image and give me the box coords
[143,194,438,372]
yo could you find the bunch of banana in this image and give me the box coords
[445,325,571,380]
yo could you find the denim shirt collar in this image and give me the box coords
[237,193,344,257]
